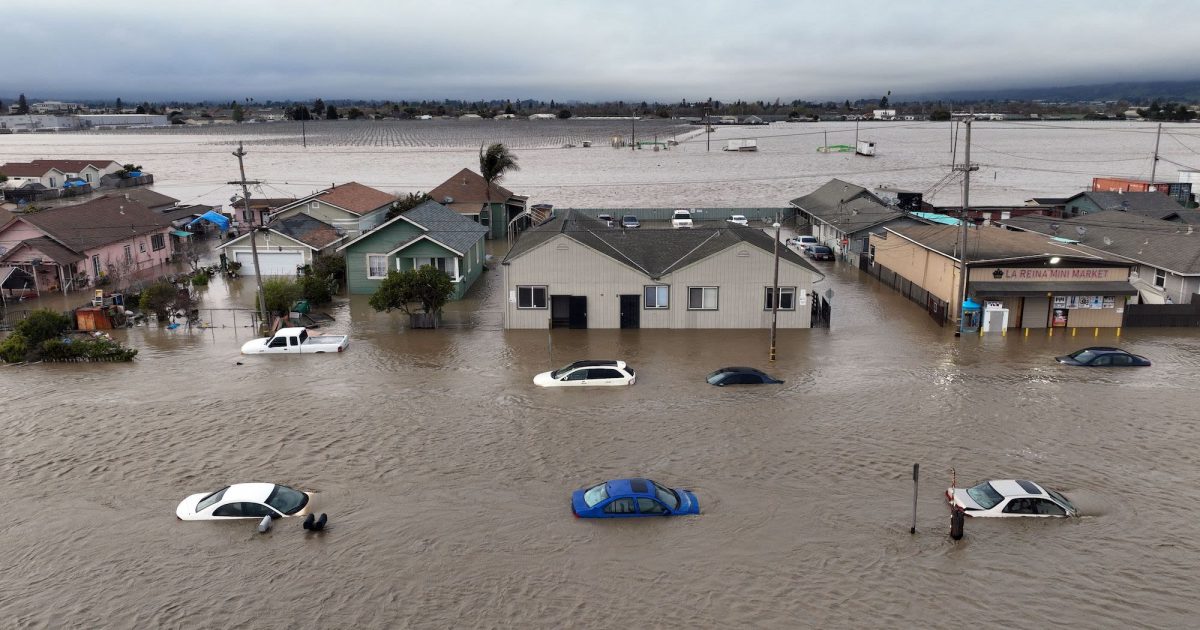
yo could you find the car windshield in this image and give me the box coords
[966,482,1004,509]
[551,362,580,378]
[264,485,309,515]
[673,213,690,220]
[705,370,729,385]
[1047,489,1075,512]
[813,246,832,254]
[651,481,680,510]
[1068,349,1100,363]
[195,486,229,512]
[583,483,608,507]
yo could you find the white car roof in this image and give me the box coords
[989,479,1045,497]
[221,483,276,503]
[275,327,307,336]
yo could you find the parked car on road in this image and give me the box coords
[176,483,313,521]
[671,209,694,228]
[727,214,749,226]
[534,360,636,387]
[946,479,1078,517]
[805,245,835,261]
[706,366,783,386]
[787,235,819,250]
[621,215,640,228]
[240,327,349,354]
[597,214,616,227]
[572,478,699,518]
[1056,347,1150,367]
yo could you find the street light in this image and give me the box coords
[769,220,782,361]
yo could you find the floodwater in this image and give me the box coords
[3,122,1200,627]
[3,243,1200,628]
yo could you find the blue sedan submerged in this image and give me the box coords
[571,478,699,518]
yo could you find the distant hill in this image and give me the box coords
[911,80,1200,104]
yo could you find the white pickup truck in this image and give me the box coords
[240,327,349,355]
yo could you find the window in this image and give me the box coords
[1032,499,1066,516]
[602,498,636,514]
[310,201,319,209]
[139,242,146,253]
[151,234,165,251]
[588,369,624,380]
[240,503,276,518]
[1111,354,1132,366]
[966,482,1003,509]
[1091,355,1112,366]
[644,285,669,309]
[268,336,288,348]
[517,286,547,309]
[242,207,254,222]
[288,336,299,347]
[92,255,101,278]
[688,286,718,310]
[367,255,388,279]
[564,369,590,381]
[1003,499,1036,515]
[49,177,57,187]
[582,483,608,508]
[84,173,92,183]
[651,481,680,510]
[124,245,132,263]
[212,503,245,517]
[637,498,667,514]
[414,257,449,274]
[195,487,229,512]
[764,287,796,310]
[1154,268,1166,288]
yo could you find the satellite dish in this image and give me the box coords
[1103,236,1113,246]
[1075,226,1087,236]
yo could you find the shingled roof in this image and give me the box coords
[313,182,395,216]
[0,163,63,177]
[270,214,345,250]
[503,210,821,279]
[30,159,119,172]
[13,195,170,252]
[428,168,527,215]
[1001,210,1200,275]
[790,179,908,234]
[884,224,1127,265]
[1067,191,1185,219]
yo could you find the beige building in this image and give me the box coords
[502,211,824,329]
[870,225,1135,329]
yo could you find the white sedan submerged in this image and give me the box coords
[533,360,636,387]
[176,483,314,521]
[946,479,1078,517]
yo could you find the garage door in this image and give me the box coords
[234,251,304,276]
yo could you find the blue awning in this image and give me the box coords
[187,210,230,232]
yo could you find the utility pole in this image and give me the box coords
[230,141,269,332]
[954,119,978,334]
[1150,122,1162,184]
[631,109,636,151]
[704,106,711,152]
[769,215,782,361]
[301,118,307,148]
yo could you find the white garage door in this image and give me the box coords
[234,251,304,276]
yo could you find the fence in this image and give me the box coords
[1123,300,1200,327]
[868,263,949,327]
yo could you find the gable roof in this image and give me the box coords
[29,159,119,172]
[884,224,1127,265]
[428,168,526,213]
[503,210,822,279]
[334,199,487,254]
[1000,210,1200,275]
[11,194,170,253]
[0,236,86,264]
[790,179,909,233]
[119,188,179,210]
[1067,191,1184,219]
[312,182,395,216]
[0,162,63,177]
[218,214,344,251]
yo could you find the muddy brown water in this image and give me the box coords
[3,253,1200,628]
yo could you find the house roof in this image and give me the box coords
[503,210,822,279]
[119,188,179,209]
[159,204,213,223]
[12,194,170,253]
[232,196,297,210]
[428,168,526,211]
[0,162,62,177]
[884,224,1128,265]
[270,214,345,250]
[29,159,119,171]
[0,236,86,264]
[1068,191,1184,219]
[790,179,910,234]
[1000,210,1200,275]
[334,200,487,255]
[313,182,395,216]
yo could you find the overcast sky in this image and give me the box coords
[4,0,1196,103]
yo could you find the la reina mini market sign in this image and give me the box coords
[971,267,1124,282]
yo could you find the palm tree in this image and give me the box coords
[478,143,519,240]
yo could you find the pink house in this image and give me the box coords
[0,194,174,294]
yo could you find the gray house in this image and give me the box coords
[1002,210,1200,304]
[789,179,928,266]
[502,211,823,329]
[1064,191,1194,221]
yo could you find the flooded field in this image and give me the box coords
[2,250,1200,628]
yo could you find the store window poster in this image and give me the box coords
[1103,296,1116,309]
[1052,309,1068,326]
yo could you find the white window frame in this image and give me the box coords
[139,241,147,253]
[517,285,547,309]
[644,285,669,309]
[688,286,718,311]
[366,254,388,279]
[764,286,797,311]
[151,234,165,251]
[310,201,320,209]
[1154,268,1166,288]
[124,245,132,263]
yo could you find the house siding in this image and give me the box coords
[343,219,484,298]
[273,200,382,239]
[220,231,315,275]
[870,232,960,314]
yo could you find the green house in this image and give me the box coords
[337,200,489,297]
[427,168,529,240]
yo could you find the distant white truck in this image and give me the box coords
[240,327,349,355]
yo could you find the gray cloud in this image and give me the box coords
[4,0,1196,102]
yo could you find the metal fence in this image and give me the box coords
[1123,300,1200,327]
[867,263,949,327]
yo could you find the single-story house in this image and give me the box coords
[0,163,67,189]
[337,199,489,299]
[1000,210,1200,305]
[0,194,174,293]
[1064,191,1187,220]
[427,168,529,240]
[870,224,1135,329]
[501,210,824,329]
[269,182,395,239]
[30,159,122,185]
[218,214,345,276]
[790,179,929,266]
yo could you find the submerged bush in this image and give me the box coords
[14,309,72,345]
[0,333,30,363]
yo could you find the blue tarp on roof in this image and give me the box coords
[911,211,962,226]
[188,210,230,232]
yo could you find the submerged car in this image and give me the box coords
[805,245,835,261]
[533,360,636,387]
[176,483,313,521]
[727,214,749,226]
[706,366,783,386]
[572,478,699,518]
[621,215,640,228]
[946,479,1078,517]
[1056,347,1150,367]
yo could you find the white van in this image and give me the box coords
[671,210,694,228]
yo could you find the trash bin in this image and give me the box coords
[292,300,311,315]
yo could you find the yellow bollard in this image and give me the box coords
[1072,327,1077,337]
[1024,328,1029,337]
[1116,327,1121,337]
[979,326,984,337]
[1094,327,1099,337]
[1049,327,1053,337]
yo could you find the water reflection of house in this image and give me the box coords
[0,195,173,294]
[501,210,823,329]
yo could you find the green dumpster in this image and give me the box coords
[291,300,311,315]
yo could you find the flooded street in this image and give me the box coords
[3,246,1200,628]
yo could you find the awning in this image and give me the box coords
[187,210,231,232]
[170,229,192,238]
[970,280,1138,297]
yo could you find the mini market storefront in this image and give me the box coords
[966,264,1136,330]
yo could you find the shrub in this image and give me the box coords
[310,254,345,281]
[259,277,303,315]
[41,337,137,362]
[0,333,29,363]
[14,309,72,345]
[369,266,455,316]
[300,274,334,305]
[139,281,178,319]
[190,270,211,287]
